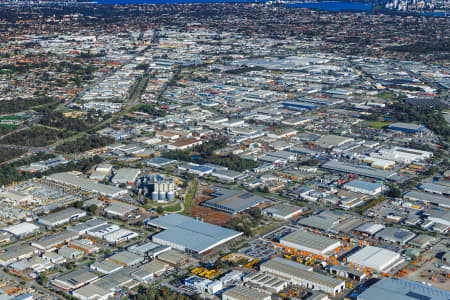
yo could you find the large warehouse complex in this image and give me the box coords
[45,172,128,198]
[280,230,342,257]
[202,188,266,214]
[347,246,404,272]
[260,257,345,295]
[147,214,242,254]
[358,278,450,300]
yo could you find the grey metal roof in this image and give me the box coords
[261,257,343,289]
[222,285,270,300]
[358,278,450,300]
[148,214,242,254]
[375,227,415,245]
[202,188,266,214]
[405,191,450,208]
[47,172,127,197]
[321,160,399,181]
[38,207,86,226]
[281,230,340,253]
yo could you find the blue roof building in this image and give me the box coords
[387,122,425,134]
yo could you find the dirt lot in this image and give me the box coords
[190,188,234,226]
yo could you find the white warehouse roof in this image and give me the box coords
[3,222,39,237]
[347,246,403,272]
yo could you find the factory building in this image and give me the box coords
[280,230,342,257]
[263,203,304,220]
[347,246,404,272]
[374,227,416,245]
[260,257,345,295]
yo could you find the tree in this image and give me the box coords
[88,204,98,215]
[156,206,164,214]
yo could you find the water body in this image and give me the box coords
[283,2,372,12]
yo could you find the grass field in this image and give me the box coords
[182,180,197,215]
[364,120,393,129]
[164,203,182,212]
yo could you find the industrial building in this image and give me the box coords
[132,260,171,282]
[354,222,385,236]
[260,257,345,295]
[202,188,266,214]
[52,269,99,291]
[38,208,87,228]
[140,174,175,202]
[404,191,450,208]
[128,241,170,257]
[386,122,426,134]
[45,172,128,198]
[147,214,242,254]
[212,169,242,183]
[343,180,383,195]
[111,168,140,185]
[347,246,404,272]
[375,227,416,245]
[243,271,288,292]
[0,244,39,266]
[104,201,138,218]
[357,278,450,300]
[107,251,144,267]
[67,218,108,235]
[321,160,399,181]
[371,146,433,163]
[2,222,40,238]
[280,230,342,257]
[314,134,354,149]
[31,230,79,252]
[263,203,304,220]
[222,285,271,300]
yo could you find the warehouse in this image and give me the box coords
[104,228,139,244]
[343,180,383,195]
[38,207,86,228]
[52,269,99,291]
[148,214,242,254]
[212,170,242,183]
[46,172,128,198]
[408,234,435,249]
[263,203,304,220]
[321,160,400,181]
[202,188,266,214]
[375,227,416,245]
[2,222,40,238]
[280,230,342,257]
[128,241,170,257]
[419,182,450,196]
[260,257,345,295]
[222,285,271,300]
[132,260,171,282]
[354,222,385,236]
[72,284,114,300]
[372,146,432,163]
[314,135,354,149]
[243,271,288,293]
[107,251,144,267]
[347,246,404,272]
[157,249,190,267]
[0,244,39,266]
[386,122,426,134]
[111,168,140,185]
[104,201,138,218]
[67,218,108,235]
[31,230,79,252]
[358,278,450,300]
[404,191,450,208]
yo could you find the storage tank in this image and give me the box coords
[167,191,175,202]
